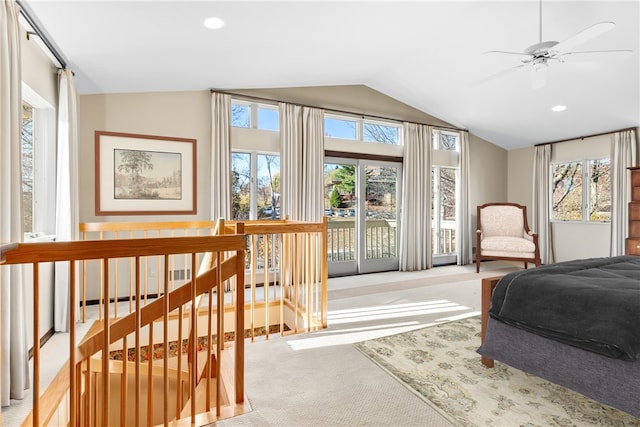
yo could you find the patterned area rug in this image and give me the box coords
[353,317,640,427]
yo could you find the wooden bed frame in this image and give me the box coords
[480,275,504,368]
[478,270,640,418]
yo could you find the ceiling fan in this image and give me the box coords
[482,0,632,89]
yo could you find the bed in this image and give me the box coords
[477,255,640,418]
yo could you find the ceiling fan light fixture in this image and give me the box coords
[531,59,548,89]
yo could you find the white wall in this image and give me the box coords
[79,91,212,222]
[469,134,508,248]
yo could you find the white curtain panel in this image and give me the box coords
[279,103,324,222]
[300,107,324,222]
[457,131,472,265]
[610,129,638,256]
[399,122,432,271]
[54,69,80,332]
[1,0,29,405]
[210,92,232,220]
[532,144,554,264]
[279,103,303,220]
[278,103,323,289]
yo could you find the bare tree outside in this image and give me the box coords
[552,162,583,220]
[437,132,458,150]
[22,102,34,233]
[258,154,280,219]
[232,104,250,127]
[589,159,611,221]
[364,123,399,144]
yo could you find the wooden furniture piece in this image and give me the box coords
[480,275,502,368]
[626,167,640,255]
[476,202,541,272]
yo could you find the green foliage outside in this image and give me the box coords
[329,187,341,208]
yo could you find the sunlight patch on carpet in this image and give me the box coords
[353,317,640,427]
[327,300,470,325]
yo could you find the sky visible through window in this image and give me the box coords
[233,104,360,138]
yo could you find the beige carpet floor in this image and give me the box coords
[214,261,521,426]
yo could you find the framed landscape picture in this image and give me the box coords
[95,130,196,215]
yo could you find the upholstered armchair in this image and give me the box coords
[476,202,541,273]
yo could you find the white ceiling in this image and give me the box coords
[20,0,640,150]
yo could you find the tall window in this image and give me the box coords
[21,84,56,240]
[552,159,611,222]
[431,129,460,264]
[232,152,281,220]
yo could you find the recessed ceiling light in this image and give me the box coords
[551,105,567,112]
[204,17,224,30]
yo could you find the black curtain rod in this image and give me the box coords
[211,89,468,134]
[534,126,638,147]
[17,0,68,69]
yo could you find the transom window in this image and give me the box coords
[231,101,279,131]
[324,114,401,145]
[432,129,459,151]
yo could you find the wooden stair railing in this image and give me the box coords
[79,218,329,337]
[2,223,246,427]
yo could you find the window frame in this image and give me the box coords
[231,100,280,131]
[432,128,459,152]
[22,83,56,240]
[324,113,402,145]
[550,157,611,224]
[231,150,281,220]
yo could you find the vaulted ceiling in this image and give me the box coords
[20,0,639,150]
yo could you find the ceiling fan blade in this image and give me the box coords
[557,49,633,62]
[551,21,615,54]
[484,50,531,59]
[474,64,526,86]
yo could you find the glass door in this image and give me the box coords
[359,162,401,273]
[324,159,358,276]
[324,158,401,276]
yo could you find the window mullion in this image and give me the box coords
[583,160,587,221]
[250,152,258,219]
[250,103,258,129]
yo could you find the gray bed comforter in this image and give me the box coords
[489,256,640,361]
